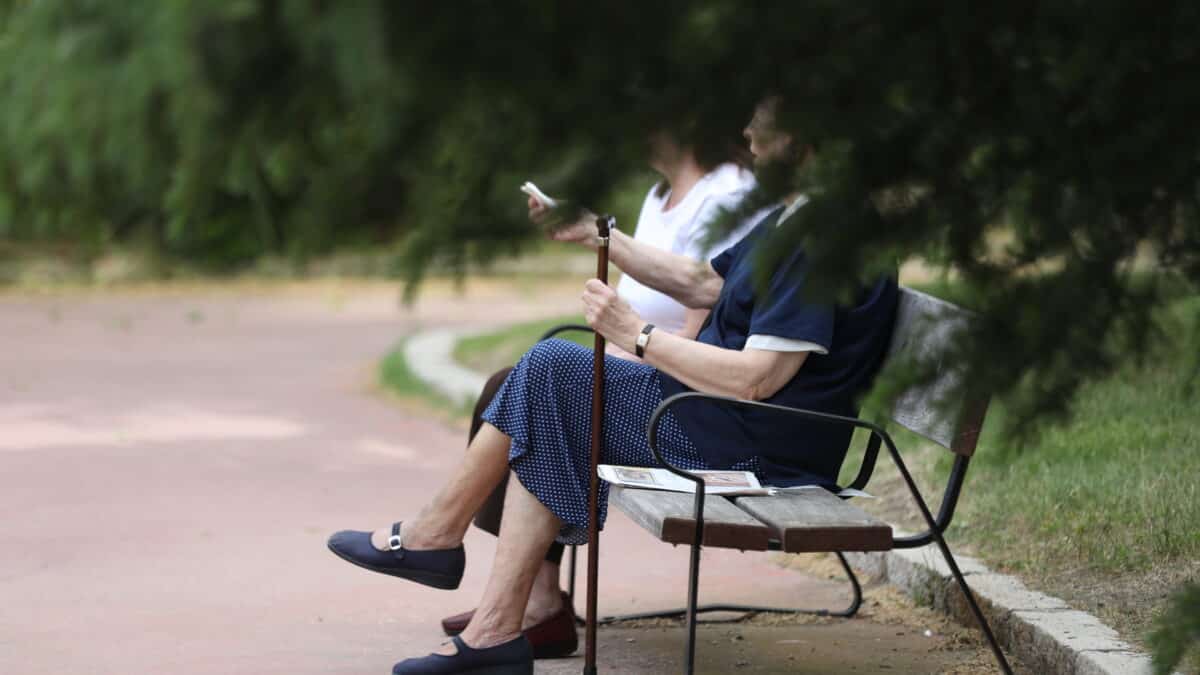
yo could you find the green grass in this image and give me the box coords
[908,295,1200,576]
[836,292,1200,645]
[377,317,591,421]
[453,314,592,374]
[952,308,1200,574]
[969,399,1198,574]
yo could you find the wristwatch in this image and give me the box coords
[635,323,655,358]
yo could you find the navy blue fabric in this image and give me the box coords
[482,339,762,545]
[660,209,899,488]
[705,208,836,352]
[326,526,466,589]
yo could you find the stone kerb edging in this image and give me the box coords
[845,543,1168,675]
[403,328,489,407]
[407,327,1168,675]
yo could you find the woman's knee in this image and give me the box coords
[521,338,580,375]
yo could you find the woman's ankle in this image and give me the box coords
[370,520,460,551]
[405,521,461,549]
[460,609,524,649]
[523,563,565,626]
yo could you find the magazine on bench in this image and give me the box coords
[598,465,772,495]
[598,464,875,498]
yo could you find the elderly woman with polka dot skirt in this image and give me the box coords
[483,336,764,548]
[327,101,899,675]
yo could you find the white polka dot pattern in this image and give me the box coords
[481,339,762,545]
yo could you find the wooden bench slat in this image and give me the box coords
[609,486,771,551]
[736,490,892,553]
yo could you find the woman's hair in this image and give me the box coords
[690,127,754,173]
[651,123,753,198]
[756,93,818,158]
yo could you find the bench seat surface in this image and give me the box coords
[610,486,892,553]
[609,486,771,551]
[736,490,892,552]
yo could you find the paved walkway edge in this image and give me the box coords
[844,545,1167,674]
[404,328,489,406]
[406,327,1167,675]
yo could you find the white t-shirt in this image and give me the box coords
[616,163,759,334]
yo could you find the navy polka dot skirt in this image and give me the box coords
[482,338,762,545]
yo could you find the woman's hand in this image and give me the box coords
[528,196,600,249]
[527,195,552,224]
[582,279,644,353]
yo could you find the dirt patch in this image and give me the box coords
[593,563,1025,674]
[1019,559,1199,649]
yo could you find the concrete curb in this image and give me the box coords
[403,328,489,407]
[404,327,1166,675]
[844,544,1165,674]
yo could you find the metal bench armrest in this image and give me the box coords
[539,324,593,342]
[645,392,890,497]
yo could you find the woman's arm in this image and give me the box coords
[582,280,807,400]
[677,308,710,341]
[533,199,724,309]
[603,309,707,363]
[601,229,724,309]
[605,341,640,362]
[646,330,807,401]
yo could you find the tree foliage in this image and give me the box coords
[1,0,1198,428]
[3,1,1198,659]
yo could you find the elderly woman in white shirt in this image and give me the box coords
[432,128,761,658]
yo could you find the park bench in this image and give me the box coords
[544,286,1012,674]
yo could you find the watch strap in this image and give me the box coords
[635,323,655,358]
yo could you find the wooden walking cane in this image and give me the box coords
[584,214,614,675]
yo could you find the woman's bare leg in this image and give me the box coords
[523,560,565,627]
[437,471,562,653]
[357,414,565,654]
[370,422,512,551]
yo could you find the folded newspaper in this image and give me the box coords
[598,465,873,498]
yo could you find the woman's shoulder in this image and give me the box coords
[705,163,757,194]
[688,166,757,218]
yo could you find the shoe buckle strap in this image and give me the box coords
[388,522,404,553]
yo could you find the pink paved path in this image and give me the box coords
[0,282,867,674]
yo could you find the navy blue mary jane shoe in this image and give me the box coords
[326,521,465,590]
[392,634,533,675]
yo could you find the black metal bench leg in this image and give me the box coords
[683,523,702,675]
[885,441,1013,674]
[588,550,863,624]
[566,543,863,629]
[931,533,1012,674]
[833,551,863,617]
[567,544,586,626]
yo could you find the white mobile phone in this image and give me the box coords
[520,181,558,209]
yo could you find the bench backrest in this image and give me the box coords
[884,287,987,457]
